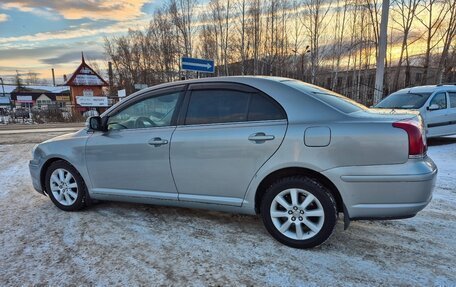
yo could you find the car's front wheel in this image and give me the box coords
[260,176,337,248]
[45,160,86,211]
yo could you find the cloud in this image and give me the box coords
[1,0,149,21]
[41,50,105,65]
[0,13,9,22]
[2,3,60,21]
[0,45,107,83]
[0,46,65,61]
[0,18,149,47]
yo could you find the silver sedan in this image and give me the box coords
[29,76,437,248]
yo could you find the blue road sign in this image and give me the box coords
[181,57,215,73]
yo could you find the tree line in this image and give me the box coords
[104,0,456,102]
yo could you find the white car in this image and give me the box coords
[83,109,99,118]
[375,84,456,137]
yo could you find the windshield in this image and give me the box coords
[282,80,367,114]
[375,92,432,109]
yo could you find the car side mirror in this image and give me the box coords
[427,104,440,111]
[86,116,105,131]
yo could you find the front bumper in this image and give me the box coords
[29,160,44,194]
[323,156,437,219]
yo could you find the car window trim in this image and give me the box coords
[178,118,288,128]
[188,82,258,93]
[104,124,178,133]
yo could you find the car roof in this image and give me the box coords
[395,84,456,94]
[137,76,289,92]
[102,76,350,122]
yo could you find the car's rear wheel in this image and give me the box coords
[45,161,86,211]
[260,176,337,248]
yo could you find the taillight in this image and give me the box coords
[393,119,427,158]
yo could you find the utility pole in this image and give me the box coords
[108,62,114,97]
[0,77,5,97]
[373,0,390,105]
[51,68,56,86]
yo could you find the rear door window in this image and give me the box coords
[185,89,250,125]
[185,88,286,125]
[248,93,286,121]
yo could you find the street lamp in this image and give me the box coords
[291,46,311,81]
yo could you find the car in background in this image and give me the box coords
[83,109,99,118]
[29,76,437,248]
[375,84,456,138]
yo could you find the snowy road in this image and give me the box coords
[0,127,81,135]
[0,132,455,286]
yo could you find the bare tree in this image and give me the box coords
[290,0,305,79]
[391,0,421,90]
[249,0,262,75]
[331,0,349,90]
[24,71,40,85]
[436,0,456,83]
[168,0,198,58]
[365,0,381,58]
[102,0,453,104]
[199,14,218,64]
[235,0,248,74]
[417,0,449,84]
[224,0,231,75]
[301,0,332,83]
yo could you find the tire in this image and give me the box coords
[45,160,86,211]
[260,176,337,248]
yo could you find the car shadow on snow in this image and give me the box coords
[89,200,263,230]
[85,201,348,251]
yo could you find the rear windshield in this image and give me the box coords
[376,92,432,109]
[282,80,367,114]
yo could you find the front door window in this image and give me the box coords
[430,93,447,110]
[108,92,180,130]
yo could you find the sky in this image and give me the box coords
[0,1,163,85]
[0,1,442,87]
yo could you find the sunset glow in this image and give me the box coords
[0,0,451,84]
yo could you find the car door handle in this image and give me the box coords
[248,133,275,142]
[148,137,168,146]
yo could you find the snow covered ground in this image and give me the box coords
[0,132,455,286]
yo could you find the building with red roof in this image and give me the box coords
[64,52,109,114]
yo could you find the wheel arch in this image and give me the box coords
[40,157,85,193]
[254,167,344,215]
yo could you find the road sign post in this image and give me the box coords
[181,57,215,74]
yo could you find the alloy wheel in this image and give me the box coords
[269,188,325,240]
[49,168,78,206]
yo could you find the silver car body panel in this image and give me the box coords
[29,76,437,220]
[170,120,287,206]
[85,126,178,198]
[29,130,91,193]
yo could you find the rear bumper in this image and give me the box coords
[323,156,437,219]
[29,160,44,194]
